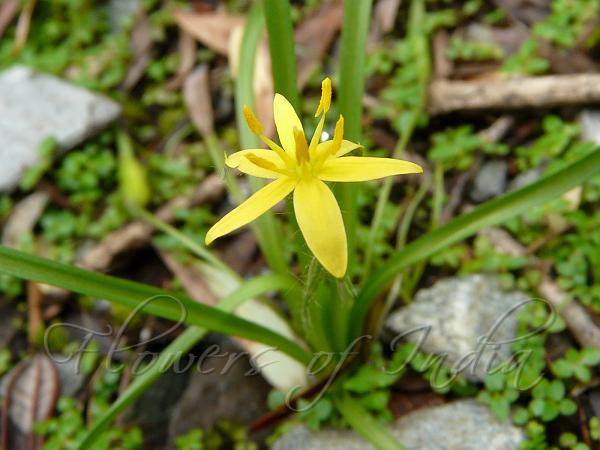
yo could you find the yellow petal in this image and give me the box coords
[205,177,296,244]
[316,140,361,159]
[274,93,303,157]
[293,179,347,278]
[318,157,423,182]
[226,149,287,178]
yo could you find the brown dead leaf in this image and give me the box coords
[13,0,36,52]
[174,10,244,55]
[157,251,218,305]
[183,65,214,136]
[295,1,344,88]
[1,355,59,450]
[167,31,197,90]
[370,0,402,43]
[2,192,49,248]
[123,11,153,90]
[228,27,275,137]
[0,0,19,39]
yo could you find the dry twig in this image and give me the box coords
[428,74,600,115]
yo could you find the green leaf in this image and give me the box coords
[581,347,600,366]
[337,0,374,274]
[0,245,312,365]
[335,393,406,450]
[552,359,573,378]
[559,398,578,416]
[263,0,298,109]
[352,148,600,338]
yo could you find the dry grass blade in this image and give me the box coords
[1,355,59,450]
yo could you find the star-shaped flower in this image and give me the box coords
[205,78,422,278]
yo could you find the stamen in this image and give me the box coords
[294,128,310,164]
[245,153,280,171]
[259,134,294,166]
[315,78,332,117]
[243,105,264,134]
[330,115,344,156]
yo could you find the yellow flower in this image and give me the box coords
[205,78,422,278]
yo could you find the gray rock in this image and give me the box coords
[108,0,140,32]
[386,274,529,381]
[272,400,523,450]
[53,356,89,398]
[471,160,508,202]
[125,367,191,449]
[167,338,271,447]
[0,66,120,192]
[580,109,600,146]
[508,167,542,191]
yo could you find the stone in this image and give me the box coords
[272,399,523,450]
[109,0,140,31]
[0,65,120,192]
[580,109,600,146]
[508,167,542,191]
[53,355,89,398]
[470,160,508,202]
[386,274,529,381]
[167,338,271,446]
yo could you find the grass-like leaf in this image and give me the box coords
[335,393,407,450]
[0,245,312,364]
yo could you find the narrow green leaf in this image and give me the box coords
[335,393,406,450]
[352,148,600,338]
[337,0,373,274]
[264,0,299,108]
[234,0,290,280]
[0,245,312,364]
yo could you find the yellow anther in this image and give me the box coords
[331,115,344,156]
[315,78,332,117]
[294,128,310,164]
[243,105,264,134]
[245,153,281,172]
